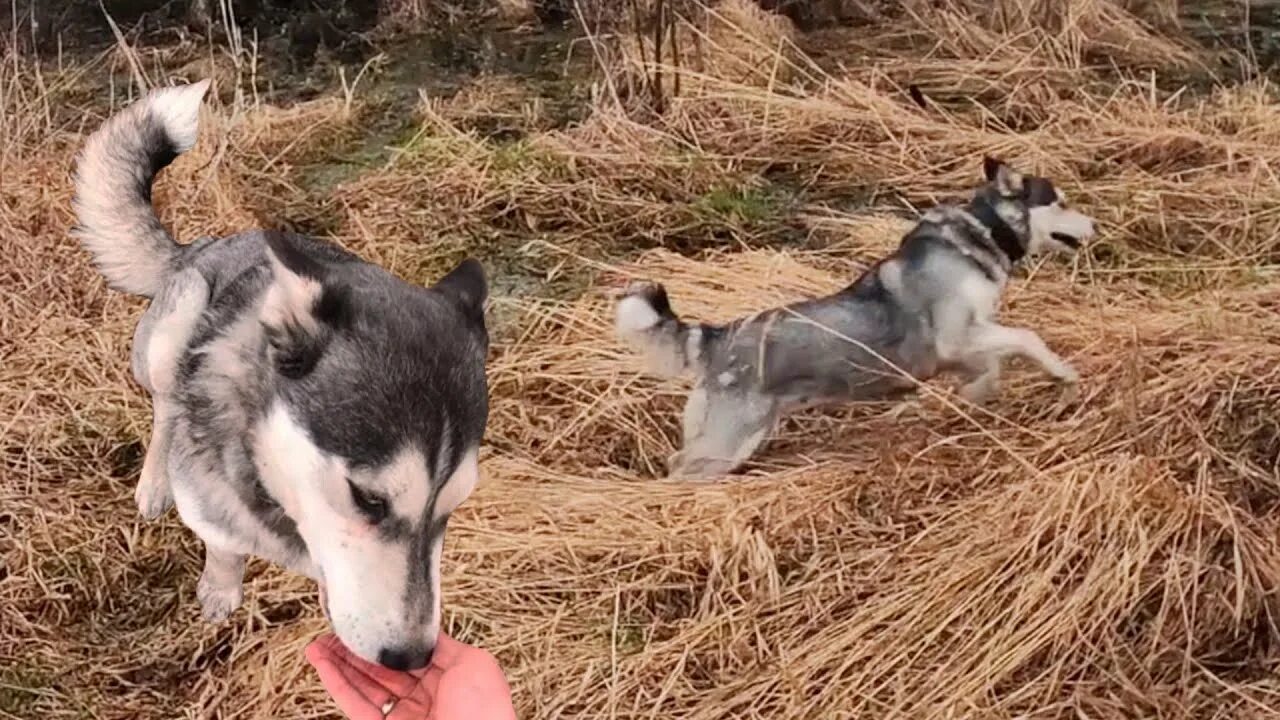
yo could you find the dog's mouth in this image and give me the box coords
[1051,232,1081,249]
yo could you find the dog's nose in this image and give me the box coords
[377,644,433,671]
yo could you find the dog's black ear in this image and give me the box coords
[435,258,487,316]
[908,84,928,109]
[260,233,349,379]
[983,156,1004,182]
[983,156,1023,195]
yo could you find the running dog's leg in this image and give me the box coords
[197,544,246,623]
[668,389,777,480]
[671,425,771,479]
[967,323,1078,387]
[884,396,925,420]
[666,384,707,476]
[958,353,1002,404]
[678,386,709,451]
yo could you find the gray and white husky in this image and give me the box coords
[73,81,490,670]
[616,157,1096,480]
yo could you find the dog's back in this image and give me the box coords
[616,225,1000,408]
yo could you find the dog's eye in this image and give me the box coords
[347,479,388,522]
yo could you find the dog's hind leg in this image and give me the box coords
[667,384,709,477]
[197,544,246,623]
[132,270,209,520]
[668,387,777,480]
[967,323,1078,389]
[136,399,177,519]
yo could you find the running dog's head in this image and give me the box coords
[251,233,489,670]
[975,156,1096,257]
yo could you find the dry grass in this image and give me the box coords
[2,1,1278,718]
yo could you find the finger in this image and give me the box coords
[415,665,445,699]
[307,652,391,720]
[306,633,342,656]
[316,637,423,697]
[426,632,478,671]
[332,656,399,705]
[304,634,344,666]
[387,694,430,720]
[403,673,440,706]
[308,637,387,693]
[434,666,516,720]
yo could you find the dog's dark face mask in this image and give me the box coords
[254,233,489,670]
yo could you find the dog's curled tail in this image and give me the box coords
[615,281,716,379]
[72,80,210,298]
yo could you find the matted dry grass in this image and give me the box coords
[2,1,1278,718]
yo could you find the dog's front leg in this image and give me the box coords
[197,545,246,623]
[958,354,1002,404]
[968,323,1079,389]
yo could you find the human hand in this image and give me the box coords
[305,632,516,720]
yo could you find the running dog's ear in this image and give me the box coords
[261,233,350,379]
[983,156,1003,182]
[983,156,1023,196]
[434,258,487,319]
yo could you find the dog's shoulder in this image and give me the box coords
[895,211,1007,285]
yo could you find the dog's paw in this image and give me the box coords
[134,478,173,520]
[197,576,243,624]
[665,451,687,479]
[1053,361,1080,385]
[135,442,173,520]
[885,397,927,418]
[1053,362,1081,401]
[1058,378,1081,405]
[959,380,1000,405]
[667,453,735,481]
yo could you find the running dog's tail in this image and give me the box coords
[615,281,718,379]
[72,80,210,298]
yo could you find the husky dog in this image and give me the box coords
[73,81,490,670]
[616,157,1095,479]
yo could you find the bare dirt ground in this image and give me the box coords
[1,1,1278,718]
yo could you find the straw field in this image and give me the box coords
[1,1,1277,718]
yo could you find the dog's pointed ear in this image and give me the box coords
[983,156,1004,182]
[260,233,348,379]
[435,258,487,316]
[983,156,1023,195]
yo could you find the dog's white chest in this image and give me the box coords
[956,274,1002,323]
[167,447,321,580]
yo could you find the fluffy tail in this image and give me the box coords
[72,80,211,297]
[615,281,716,379]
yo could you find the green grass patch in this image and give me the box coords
[0,664,53,715]
[695,184,792,226]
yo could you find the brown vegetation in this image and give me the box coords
[1,1,1277,718]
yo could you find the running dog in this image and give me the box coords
[73,81,489,670]
[616,157,1095,479]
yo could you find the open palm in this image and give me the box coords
[306,632,516,720]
